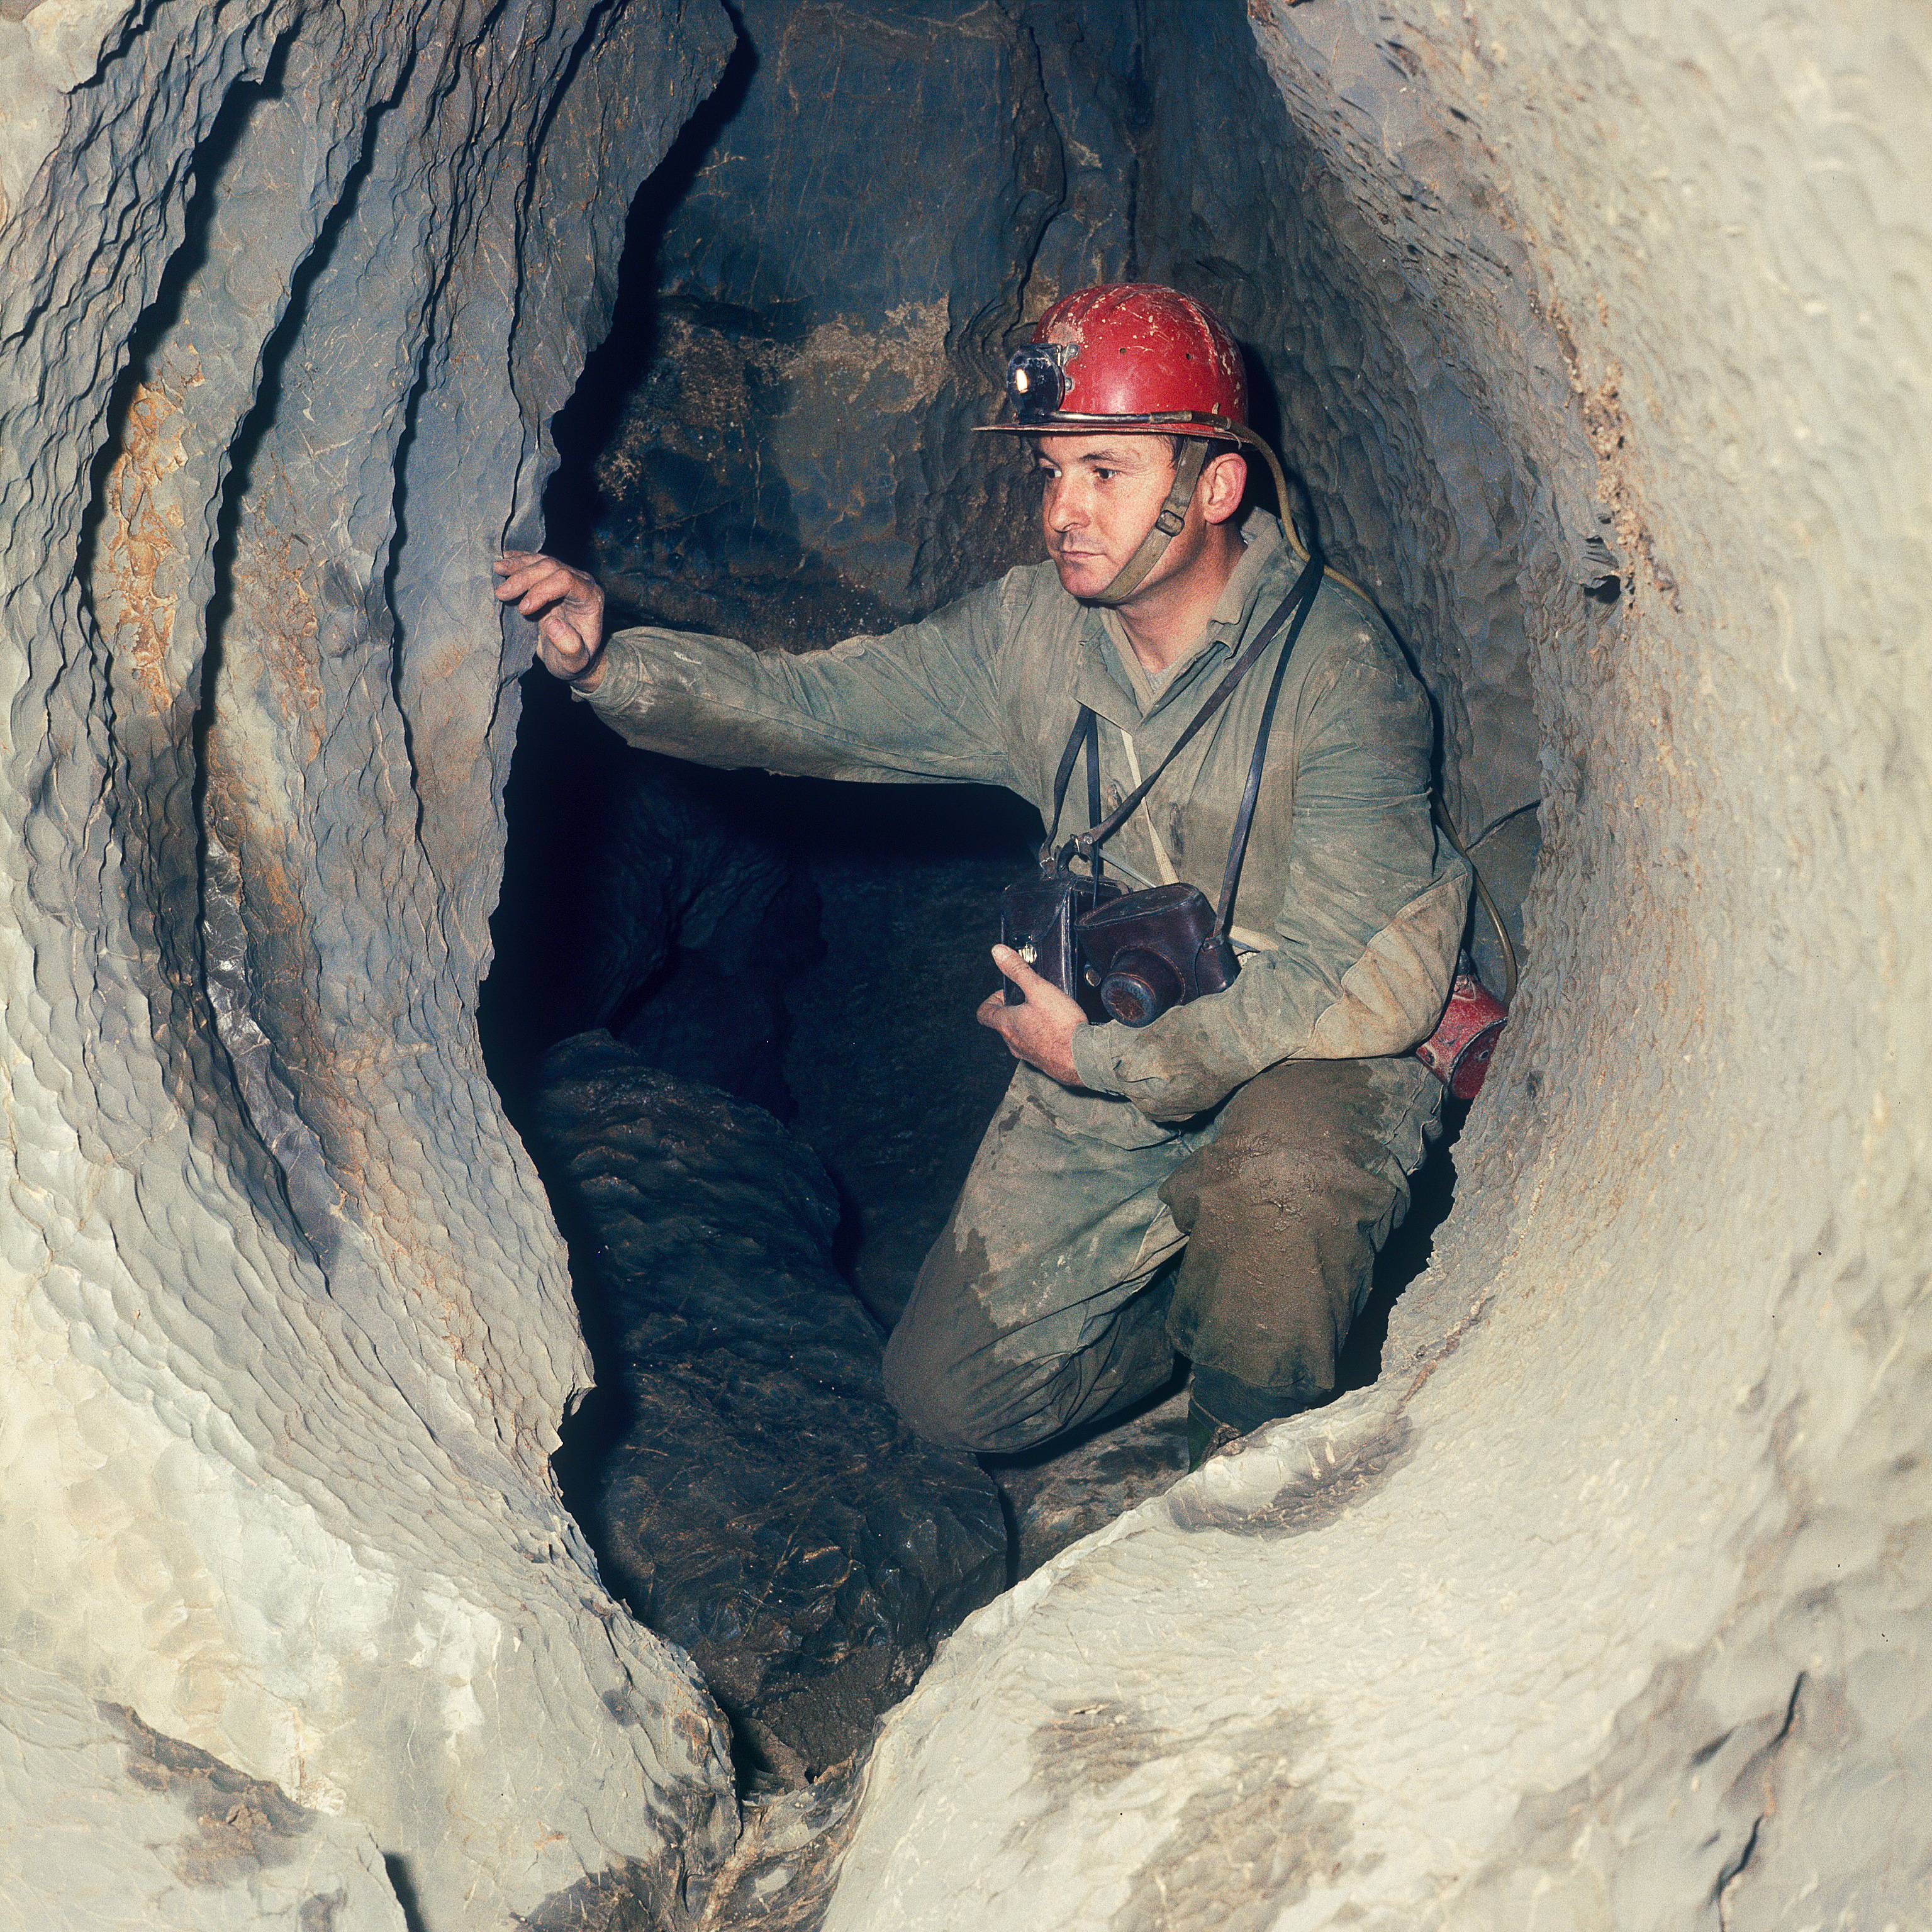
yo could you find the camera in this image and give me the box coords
[999,863,1122,1022]
[1001,865,1239,1029]
[1001,550,1326,1036]
[1076,881,1238,1025]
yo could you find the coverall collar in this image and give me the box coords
[1077,511,1291,731]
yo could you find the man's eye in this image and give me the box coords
[1093,468,1115,481]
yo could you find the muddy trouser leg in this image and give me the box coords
[882,1064,1213,1454]
[1159,1055,1443,1440]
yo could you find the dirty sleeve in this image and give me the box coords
[578,579,1014,786]
[1069,645,1471,1122]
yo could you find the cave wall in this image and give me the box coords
[0,0,744,1926]
[2,0,1926,1926]
[813,3,1932,1926]
[575,0,1539,849]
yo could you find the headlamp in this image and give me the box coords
[1005,342,1073,423]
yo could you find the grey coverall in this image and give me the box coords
[581,513,1470,1448]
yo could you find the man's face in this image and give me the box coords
[1033,433,1184,601]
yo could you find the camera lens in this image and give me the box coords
[1100,949,1185,1028]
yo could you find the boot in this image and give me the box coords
[1186,1400,1244,1470]
[1186,1366,1301,1470]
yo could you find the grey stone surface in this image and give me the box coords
[0,1654,406,1931]
[527,1033,1007,1784]
[3,0,1925,1924]
[0,1,744,1926]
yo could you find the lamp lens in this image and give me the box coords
[1006,344,1066,422]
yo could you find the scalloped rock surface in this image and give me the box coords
[0,1,741,1926]
[3,0,1926,1926]
[803,3,1932,1928]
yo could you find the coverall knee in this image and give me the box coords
[882,1054,1439,1453]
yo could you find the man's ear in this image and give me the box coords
[1198,450,1249,525]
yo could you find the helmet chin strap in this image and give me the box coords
[1085,437,1210,607]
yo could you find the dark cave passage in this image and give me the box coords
[478,0,1516,1790]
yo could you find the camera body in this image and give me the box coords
[1077,881,1238,1026]
[1000,864,1122,1023]
[1001,867,1239,1029]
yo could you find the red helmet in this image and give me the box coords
[980,284,1248,437]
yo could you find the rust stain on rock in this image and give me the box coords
[100,1700,310,1887]
[99,370,203,715]
[231,510,326,752]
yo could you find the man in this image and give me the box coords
[496,283,1469,1466]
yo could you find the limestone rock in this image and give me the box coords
[0,1,745,1925]
[801,2,1932,1926]
[3,0,1926,1921]
[0,1655,405,1931]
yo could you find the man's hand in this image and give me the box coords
[494,551,606,688]
[977,944,1087,1087]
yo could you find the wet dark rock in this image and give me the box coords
[990,1391,1194,1579]
[779,783,1034,1324]
[564,0,1114,650]
[486,683,820,1113]
[526,1032,1007,1783]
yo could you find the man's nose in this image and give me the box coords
[1045,479,1086,531]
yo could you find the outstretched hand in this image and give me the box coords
[493,551,606,687]
[977,944,1087,1087]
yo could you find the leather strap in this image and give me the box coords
[1048,705,1090,839]
[1087,437,1210,607]
[1046,705,1102,857]
[1212,552,1322,935]
[1086,706,1102,831]
[1075,550,1321,864]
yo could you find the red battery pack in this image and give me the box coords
[1417,970,1507,1100]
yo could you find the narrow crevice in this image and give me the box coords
[381,1852,432,1932]
[1713,1672,1806,1929]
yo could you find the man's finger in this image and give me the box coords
[537,612,590,661]
[494,563,562,603]
[515,569,582,617]
[494,556,586,608]
[991,942,1051,998]
[974,993,1022,1056]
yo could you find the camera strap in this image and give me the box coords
[1046,549,1323,915]
[1210,549,1322,937]
[1045,705,1103,862]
